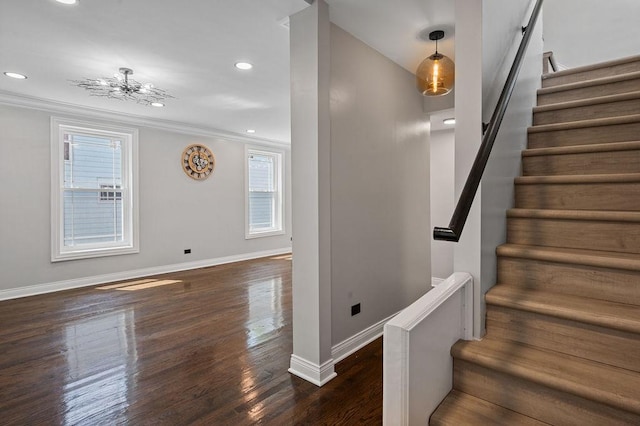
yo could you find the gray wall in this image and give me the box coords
[0,104,292,294]
[330,24,431,345]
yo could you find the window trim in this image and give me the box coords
[51,117,139,262]
[245,145,285,239]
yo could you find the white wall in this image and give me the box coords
[288,0,335,386]
[423,90,454,115]
[383,272,473,424]
[453,0,484,339]
[329,24,430,346]
[0,104,292,296]
[544,0,640,69]
[429,120,455,281]
[453,0,542,337]
[479,0,542,335]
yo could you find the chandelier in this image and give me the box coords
[72,67,173,106]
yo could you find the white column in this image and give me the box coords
[288,0,335,386]
[453,0,484,339]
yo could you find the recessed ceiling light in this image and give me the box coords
[4,72,27,79]
[150,102,165,107]
[246,129,256,134]
[56,0,78,4]
[443,118,456,125]
[235,62,253,70]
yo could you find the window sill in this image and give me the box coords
[245,229,285,240]
[52,245,139,262]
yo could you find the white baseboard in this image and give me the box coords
[289,312,399,386]
[331,312,398,363]
[288,355,337,387]
[0,247,292,301]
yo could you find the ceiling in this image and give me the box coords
[0,0,454,144]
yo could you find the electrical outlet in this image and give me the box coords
[351,303,361,316]
[184,249,191,254]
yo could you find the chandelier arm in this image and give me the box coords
[71,68,174,106]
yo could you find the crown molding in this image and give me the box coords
[0,90,291,149]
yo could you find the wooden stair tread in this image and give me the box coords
[487,285,640,333]
[542,54,640,81]
[430,390,548,426]
[506,208,640,222]
[497,243,640,272]
[528,113,640,134]
[451,338,640,414]
[523,140,640,157]
[515,172,640,184]
[538,70,640,95]
[533,90,640,113]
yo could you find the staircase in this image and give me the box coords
[431,55,640,425]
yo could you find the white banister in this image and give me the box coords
[383,272,473,425]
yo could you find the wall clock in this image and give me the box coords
[182,144,215,180]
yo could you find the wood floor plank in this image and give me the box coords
[0,255,382,425]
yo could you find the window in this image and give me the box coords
[245,147,284,238]
[51,118,138,261]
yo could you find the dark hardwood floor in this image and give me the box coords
[0,255,383,425]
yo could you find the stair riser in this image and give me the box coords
[523,149,640,176]
[497,257,640,305]
[528,121,640,149]
[515,182,640,211]
[486,305,640,372]
[538,78,640,105]
[533,98,640,125]
[542,61,640,88]
[429,391,548,426]
[507,217,640,254]
[454,360,640,425]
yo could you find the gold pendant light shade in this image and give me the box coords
[416,53,455,96]
[416,30,454,96]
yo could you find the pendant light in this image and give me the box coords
[416,30,455,96]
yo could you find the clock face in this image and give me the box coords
[182,144,215,180]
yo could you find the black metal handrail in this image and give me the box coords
[433,0,544,242]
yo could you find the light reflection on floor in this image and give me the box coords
[63,309,137,424]
[96,279,182,291]
[242,277,284,420]
[246,277,284,349]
